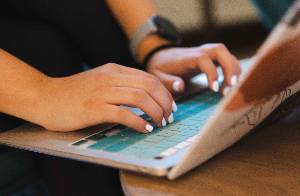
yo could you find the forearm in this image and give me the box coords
[0,49,49,122]
[106,0,169,62]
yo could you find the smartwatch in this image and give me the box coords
[130,15,181,62]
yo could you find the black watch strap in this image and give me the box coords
[142,43,179,66]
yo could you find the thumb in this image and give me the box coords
[153,70,185,94]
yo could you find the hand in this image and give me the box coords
[146,43,241,95]
[34,63,175,133]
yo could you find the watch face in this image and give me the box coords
[153,16,181,42]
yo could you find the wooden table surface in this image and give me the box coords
[120,109,300,196]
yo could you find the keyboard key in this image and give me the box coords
[89,135,119,150]
[155,140,178,149]
[144,135,165,143]
[104,138,137,152]
[167,134,189,143]
[156,130,177,137]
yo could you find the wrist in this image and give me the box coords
[0,73,53,125]
[23,75,56,126]
[136,34,170,63]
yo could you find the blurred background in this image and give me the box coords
[155,0,269,59]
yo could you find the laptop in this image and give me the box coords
[1,1,300,180]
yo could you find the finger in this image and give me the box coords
[231,54,242,76]
[152,70,185,94]
[111,64,175,99]
[207,44,240,86]
[104,63,174,104]
[219,55,241,96]
[135,76,175,121]
[103,105,153,133]
[196,54,219,92]
[105,87,165,127]
[220,81,232,96]
[105,63,176,115]
[110,75,174,120]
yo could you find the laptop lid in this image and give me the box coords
[168,0,300,179]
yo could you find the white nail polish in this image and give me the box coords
[230,75,238,86]
[162,118,167,127]
[168,113,174,123]
[145,124,153,132]
[172,80,181,92]
[172,101,178,112]
[212,81,219,92]
[223,86,231,96]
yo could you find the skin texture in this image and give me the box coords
[0,1,241,133]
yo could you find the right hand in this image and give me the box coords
[34,63,175,133]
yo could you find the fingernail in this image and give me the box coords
[172,101,177,112]
[161,118,167,127]
[145,124,153,132]
[212,81,219,92]
[168,113,174,123]
[230,75,238,86]
[172,80,181,92]
[223,86,231,96]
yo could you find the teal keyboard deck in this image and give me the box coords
[72,91,221,159]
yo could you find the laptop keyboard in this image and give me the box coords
[72,91,221,159]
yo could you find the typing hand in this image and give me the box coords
[37,63,175,133]
[146,44,241,95]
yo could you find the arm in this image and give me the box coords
[106,0,168,62]
[0,49,49,123]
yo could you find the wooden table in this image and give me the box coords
[120,109,300,196]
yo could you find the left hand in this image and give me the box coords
[146,43,241,95]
